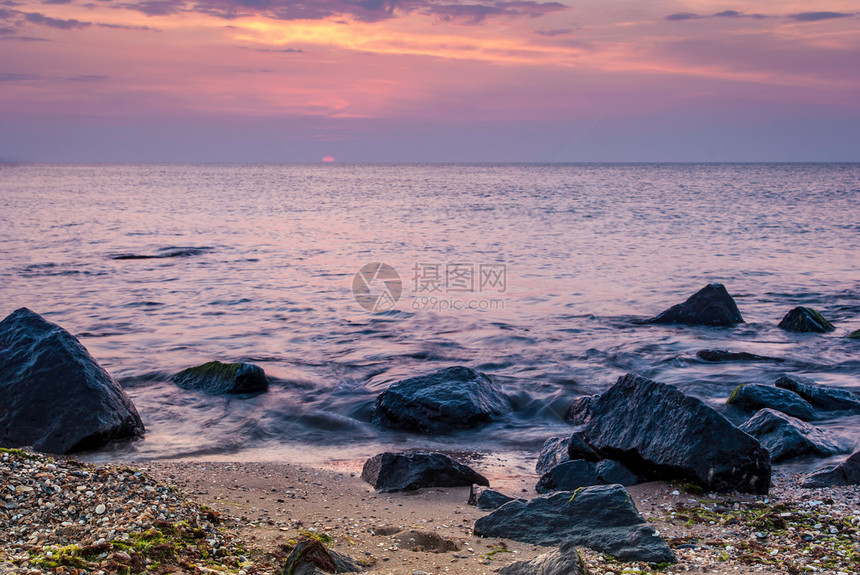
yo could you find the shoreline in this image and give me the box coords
[3,449,858,575]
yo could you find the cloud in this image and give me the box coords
[0,72,38,81]
[789,11,852,22]
[25,11,91,29]
[66,74,109,81]
[534,28,570,37]
[249,46,306,53]
[426,1,565,24]
[714,10,767,19]
[665,12,700,21]
[97,22,160,31]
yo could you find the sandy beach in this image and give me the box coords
[2,449,857,575]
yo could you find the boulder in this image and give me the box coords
[498,541,586,575]
[361,451,488,493]
[468,486,521,511]
[849,329,860,340]
[473,485,675,564]
[802,451,860,488]
[596,459,641,486]
[0,308,145,454]
[726,384,816,421]
[774,375,860,413]
[536,460,600,494]
[696,350,783,363]
[778,307,835,333]
[566,394,599,425]
[282,539,365,575]
[581,374,771,493]
[172,361,267,394]
[567,429,601,462]
[739,409,847,463]
[535,436,571,474]
[370,366,510,434]
[647,283,744,326]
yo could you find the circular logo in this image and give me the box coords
[352,262,402,312]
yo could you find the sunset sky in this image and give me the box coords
[1,1,859,162]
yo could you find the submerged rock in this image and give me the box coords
[172,361,267,394]
[473,485,675,563]
[0,308,145,454]
[468,486,521,511]
[726,384,816,421]
[566,394,599,425]
[696,350,783,363]
[370,366,511,434]
[535,460,600,494]
[647,283,744,326]
[283,539,366,575]
[581,374,771,494]
[535,436,571,474]
[849,329,860,340]
[774,375,860,413]
[802,451,860,488]
[778,307,835,333]
[361,451,488,492]
[739,409,847,463]
[498,541,586,575]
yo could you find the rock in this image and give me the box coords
[596,459,641,486]
[370,366,511,434]
[774,375,860,413]
[581,374,771,493]
[282,539,365,575]
[696,350,783,363]
[392,530,460,552]
[172,361,267,394]
[468,486,520,510]
[726,384,816,421]
[536,460,600,494]
[361,451,488,492]
[0,308,145,454]
[647,283,744,326]
[849,329,860,340]
[535,436,571,474]
[739,409,847,463]
[565,394,599,425]
[802,451,860,488]
[567,430,601,462]
[498,541,586,575]
[473,484,675,563]
[778,307,835,333]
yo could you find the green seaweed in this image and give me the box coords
[727,384,746,404]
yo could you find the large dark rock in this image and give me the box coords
[567,429,601,462]
[726,384,816,421]
[0,308,145,454]
[596,459,641,486]
[498,541,586,575]
[536,436,571,474]
[535,460,600,494]
[802,451,860,488]
[360,451,488,493]
[774,375,860,413]
[566,394,599,425]
[647,283,744,326]
[581,374,771,494]
[172,361,268,394]
[474,485,675,564]
[739,409,847,463]
[468,486,521,511]
[849,329,860,340]
[778,307,835,333]
[282,539,366,575]
[696,350,783,363]
[370,366,510,434]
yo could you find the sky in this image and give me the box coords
[1,0,859,162]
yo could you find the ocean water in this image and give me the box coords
[1,163,859,473]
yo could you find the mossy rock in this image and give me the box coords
[777,307,835,333]
[172,361,268,394]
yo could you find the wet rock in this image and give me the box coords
[473,484,675,563]
[774,375,860,413]
[696,350,783,363]
[468,486,521,510]
[498,541,586,575]
[566,430,601,462]
[111,246,213,260]
[581,374,771,494]
[726,384,816,421]
[802,451,860,488]
[283,539,366,575]
[0,308,145,454]
[849,329,860,340]
[778,307,835,333]
[535,460,600,494]
[361,451,488,493]
[535,436,570,474]
[739,409,847,463]
[565,394,599,425]
[370,366,511,434]
[647,283,744,326]
[596,459,641,486]
[172,361,267,394]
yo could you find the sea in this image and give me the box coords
[1,163,859,476]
